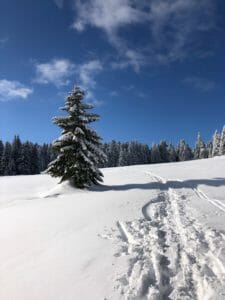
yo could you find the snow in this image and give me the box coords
[58,132,73,142]
[74,127,85,135]
[0,157,225,299]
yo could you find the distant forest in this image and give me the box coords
[0,137,57,176]
[0,125,224,176]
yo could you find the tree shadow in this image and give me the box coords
[90,178,225,192]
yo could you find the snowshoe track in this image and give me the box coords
[112,171,225,299]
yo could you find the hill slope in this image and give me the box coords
[0,157,225,299]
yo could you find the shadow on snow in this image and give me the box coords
[90,178,225,192]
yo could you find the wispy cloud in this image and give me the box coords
[76,60,103,105]
[183,76,216,92]
[123,84,135,91]
[34,59,75,87]
[73,0,216,70]
[148,0,215,64]
[54,0,64,9]
[77,60,103,89]
[34,58,103,104]
[0,79,33,101]
[73,0,147,33]
[137,92,147,99]
[122,84,147,99]
[73,0,148,71]
[109,91,118,97]
[0,37,9,48]
[111,49,146,72]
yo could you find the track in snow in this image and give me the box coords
[193,187,225,213]
[148,171,225,215]
[110,171,225,300]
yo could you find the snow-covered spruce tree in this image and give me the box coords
[118,142,130,166]
[194,133,208,159]
[1,142,14,175]
[177,140,193,161]
[220,125,225,156]
[11,135,22,175]
[159,140,169,162]
[212,130,221,157]
[107,140,120,167]
[0,140,4,175]
[151,144,161,163]
[47,87,106,188]
[168,144,177,162]
[207,141,213,158]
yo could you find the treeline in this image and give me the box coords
[0,136,56,175]
[0,125,224,175]
[100,125,225,167]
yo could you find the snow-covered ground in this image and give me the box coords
[0,157,225,300]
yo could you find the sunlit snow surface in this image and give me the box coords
[0,157,225,299]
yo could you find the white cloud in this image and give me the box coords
[183,76,215,92]
[76,60,103,104]
[148,0,215,63]
[73,0,147,33]
[77,60,103,90]
[34,58,103,90]
[112,49,146,72]
[73,0,216,70]
[34,59,75,87]
[34,58,103,104]
[0,79,33,101]
[73,0,148,71]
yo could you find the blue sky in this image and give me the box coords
[0,0,225,146]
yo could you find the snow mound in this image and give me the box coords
[38,181,77,198]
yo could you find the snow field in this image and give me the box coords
[0,156,225,299]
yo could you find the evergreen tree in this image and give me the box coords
[207,141,213,158]
[140,144,151,164]
[1,142,14,175]
[0,140,4,175]
[128,141,141,165]
[11,135,22,174]
[107,140,120,167]
[47,87,106,188]
[98,143,109,167]
[168,144,177,162]
[19,142,32,174]
[212,130,221,157]
[30,143,40,174]
[194,133,207,159]
[220,125,225,156]
[177,140,193,161]
[38,143,50,172]
[48,144,57,164]
[159,140,169,162]
[118,142,130,166]
[151,144,161,163]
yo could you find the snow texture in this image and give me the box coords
[0,156,225,299]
